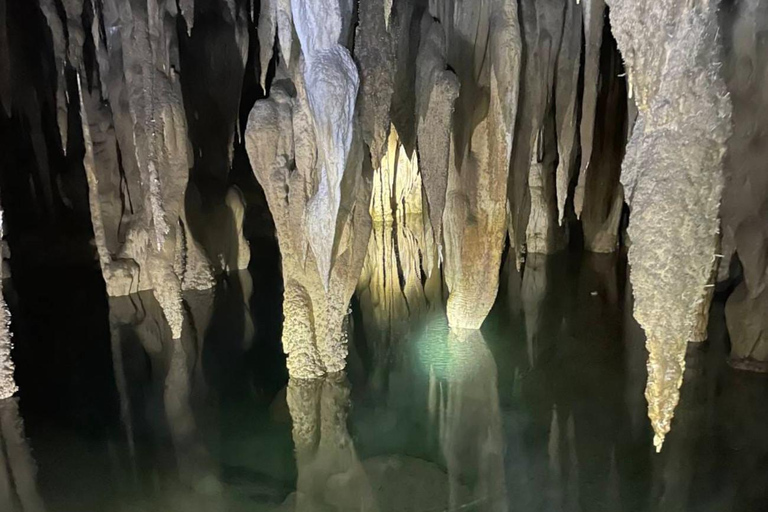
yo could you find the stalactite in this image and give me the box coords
[292,0,360,289]
[574,0,606,218]
[554,0,582,225]
[721,0,768,372]
[415,14,458,253]
[509,0,570,263]
[580,21,625,254]
[607,0,731,451]
[257,0,277,90]
[39,0,69,152]
[179,0,195,35]
[355,0,397,166]
[427,0,521,330]
[245,58,371,377]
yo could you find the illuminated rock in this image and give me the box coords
[425,0,521,330]
[608,0,731,450]
[245,65,371,378]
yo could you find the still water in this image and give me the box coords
[2,246,767,512]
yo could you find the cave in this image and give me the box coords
[0,0,767,510]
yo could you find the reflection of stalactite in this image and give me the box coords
[108,290,220,495]
[0,398,47,512]
[285,373,378,511]
[422,320,507,512]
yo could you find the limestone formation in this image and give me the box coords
[64,0,218,339]
[245,64,371,377]
[554,0,582,225]
[355,0,397,166]
[509,0,574,262]
[574,0,607,218]
[292,0,361,289]
[0,200,15,401]
[608,0,731,450]
[415,14,459,251]
[427,0,521,330]
[580,21,625,254]
[720,0,768,372]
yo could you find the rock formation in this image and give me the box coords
[0,198,15,401]
[421,0,521,330]
[721,0,768,372]
[607,0,731,450]
[245,35,371,377]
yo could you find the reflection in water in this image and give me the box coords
[425,324,508,512]
[0,398,46,512]
[108,289,223,508]
[282,374,377,512]
[5,253,768,511]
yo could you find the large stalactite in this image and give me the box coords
[245,41,371,377]
[607,0,732,450]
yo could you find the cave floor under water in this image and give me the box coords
[4,252,768,512]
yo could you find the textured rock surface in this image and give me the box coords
[245,64,371,377]
[580,21,626,253]
[608,0,731,451]
[0,199,15,400]
[415,14,458,248]
[355,0,397,165]
[574,0,607,218]
[433,0,521,330]
[61,0,218,339]
[509,0,573,262]
[720,0,768,370]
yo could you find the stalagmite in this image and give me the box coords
[607,0,731,451]
[574,0,606,218]
[721,0,768,372]
[429,0,521,330]
[0,200,15,401]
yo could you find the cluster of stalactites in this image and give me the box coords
[31,0,219,339]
